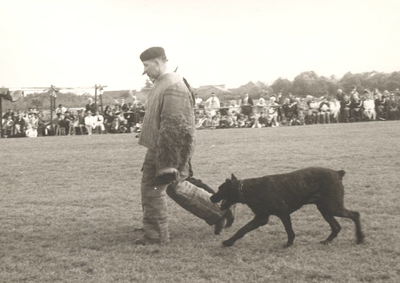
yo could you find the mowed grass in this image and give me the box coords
[1,121,400,283]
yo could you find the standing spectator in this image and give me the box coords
[86,98,96,113]
[135,46,232,245]
[205,93,220,117]
[241,93,253,116]
[336,88,346,102]
[120,98,129,112]
[55,104,67,115]
[350,86,360,103]
[194,94,203,109]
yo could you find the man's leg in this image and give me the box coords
[135,150,169,245]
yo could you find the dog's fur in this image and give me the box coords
[210,167,365,247]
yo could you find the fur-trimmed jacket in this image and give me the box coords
[138,72,195,180]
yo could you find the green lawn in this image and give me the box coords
[1,121,400,282]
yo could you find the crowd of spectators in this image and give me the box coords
[2,87,400,138]
[194,87,400,129]
[1,96,145,138]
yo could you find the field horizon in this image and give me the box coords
[1,121,399,282]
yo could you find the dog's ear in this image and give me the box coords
[231,173,238,181]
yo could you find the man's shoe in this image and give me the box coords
[134,235,168,245]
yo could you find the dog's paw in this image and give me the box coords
[284,242,293,248]
[222,239,234,247]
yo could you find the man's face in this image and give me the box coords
[142,59,159,80]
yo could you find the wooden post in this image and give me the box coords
[94,84,98,112]
[98,85,104,113]
[50,87,53,135]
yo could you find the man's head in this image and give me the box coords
[140,47,168,81]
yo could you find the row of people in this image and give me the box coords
[195,90,400,129]
[1,102,145,138]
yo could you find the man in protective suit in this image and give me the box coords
[135,46,234,245]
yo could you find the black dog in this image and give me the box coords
[210,167,365,247]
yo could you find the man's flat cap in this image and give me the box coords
[140,47,166,62]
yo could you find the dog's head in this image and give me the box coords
[210,173,240,210]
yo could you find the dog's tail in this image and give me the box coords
[337,170,346,180]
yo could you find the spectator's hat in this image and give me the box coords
[140,47,166,62]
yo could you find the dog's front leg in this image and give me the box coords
[223,215,269,247]
[277,214,295,248]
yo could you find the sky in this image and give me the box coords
[1,0,400,93]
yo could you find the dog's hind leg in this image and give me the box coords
[222,215,269,247]
[334,208,365,244]
[317,205,342,244]
[277,214,295,248]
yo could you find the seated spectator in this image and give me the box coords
[109,117,121,133]
[237,114,246,128]
[387,93,398,120]
[257,112,268,127]
[84,110,96,135]
[318,97,330,124]
[340,94,352,122]
[3,115,14,137]
[94,110,106,134]
[117,112,128,133]
[73,110,86,135]
[267,96,280,127]
[26,113,38,138]
[329,97,341,123]
[281,97,297,126]
[351,96,363,122]
[363,92,376,121]
[58,114,68,133]
[374,92,385,121]
[64,111,74,135]
[307,97,320,124]
[296,97,308,125]
[37,110,49,136]
[14,112,26,134]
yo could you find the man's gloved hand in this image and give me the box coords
[154,168,179,186]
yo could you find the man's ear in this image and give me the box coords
[231,173,238,181]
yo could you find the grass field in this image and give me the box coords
[1,121,400,283]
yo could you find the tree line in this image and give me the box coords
[3,70,400,111]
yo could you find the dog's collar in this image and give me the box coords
[237,179,245,202]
